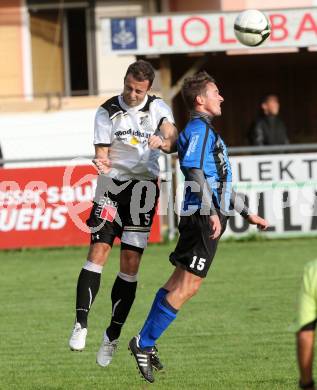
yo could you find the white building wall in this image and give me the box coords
[95,1,154,96]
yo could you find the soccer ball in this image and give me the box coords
[234,9,271,47]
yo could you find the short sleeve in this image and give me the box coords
[93,106,113,145]
[153,99,174,126]
[180,125,215,169]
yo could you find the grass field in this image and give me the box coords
[1,238,317,389]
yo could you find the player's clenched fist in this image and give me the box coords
[92,158,112,175]
[148,134,164,150]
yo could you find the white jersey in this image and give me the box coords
[94,94,174,181]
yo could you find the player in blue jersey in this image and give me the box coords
[128,71,269,383]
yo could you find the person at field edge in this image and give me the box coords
[248,94,289,146]
[296,259,317,390]
[128,71,269,383]
[68,60,178,370]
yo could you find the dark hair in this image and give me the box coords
[260,93,279,104]
[181,71,215,110]
[124,60,155,87]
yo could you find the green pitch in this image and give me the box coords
[1,238,317,390]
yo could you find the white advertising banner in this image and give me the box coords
[0,109,96,166]
[175,153,317,238]
[101,8,317,55]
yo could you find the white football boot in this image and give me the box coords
[69,322,87,351]
[96,333,119,367]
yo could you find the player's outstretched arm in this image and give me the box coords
[93,144,112,175]
[230,189,251,219]
[230,190,268,230]
[246,214,268,230]
[148,121,178,153]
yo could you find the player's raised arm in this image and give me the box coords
[148,120,177,153]
[148,96,178,153]
[157,120,178,153]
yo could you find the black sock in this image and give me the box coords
[106,275,137,341]
[75,268,101,328]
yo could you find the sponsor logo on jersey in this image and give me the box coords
[130,136,139,145]
[115,128,133,138]
[114,128,151,145]
[185,134,199,157]
[139,115,152,132]
[215,136,231,176]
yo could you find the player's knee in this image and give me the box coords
[87,243,111,265]
[120,260,140,275]
[120,247,142,274]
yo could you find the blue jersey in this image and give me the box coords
[177,117,232,212]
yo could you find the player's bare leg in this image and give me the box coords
[164,267,203,309]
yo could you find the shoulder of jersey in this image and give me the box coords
[100,95,162,118]
[185,118,217,141]
[100,96,125,119]
[139,95,162,112]
[186,117,209,131]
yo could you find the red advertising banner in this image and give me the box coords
[103,8,317,55]
[0,165,161,249]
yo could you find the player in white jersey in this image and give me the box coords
[68,60,177,369]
